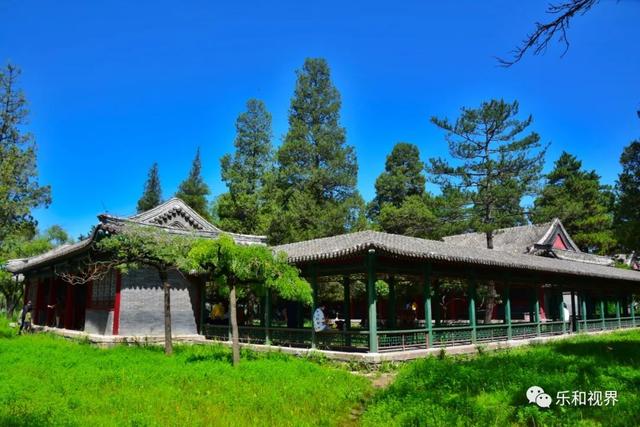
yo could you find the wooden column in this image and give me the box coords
[388,277,397,329]
[423,264,433,348]
[570,291,577,332]
[504,284,512,339]
[600,299,606,330]
[343,275,351,347]
[311,265,318,349]
[468,277,477,343]
[112,272,122,335]
[434,280,441,327]
[631,296,636,327]
[64,284,73,330]
[264,288,271,345]
[534,288,541,337]
[580,293,588,331]
[366,250,378,353]
[559,289,566,334]
[616,296,622,328]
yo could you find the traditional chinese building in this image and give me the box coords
[5,199,640,358]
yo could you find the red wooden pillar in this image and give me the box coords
[47,278,57,326]
[64,284,73,329]
[112,272,122,335]
[35,278,43,324]
[538,286,546,321]
[23,280,29,305]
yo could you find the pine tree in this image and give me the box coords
[137,162,163,213]
[368,142,426,219]
[614,141,640,252]
[176,148,211,220]
[428,99,546,248]
[0,64,51,242]
[272,58,363,244]
[216,99,273,234]
[429,99,546,323]
[532,151,616,254]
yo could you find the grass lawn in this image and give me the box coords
[3,318,640,427]
[0,319,371,426]
[362,329,640,427]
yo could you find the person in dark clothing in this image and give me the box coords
[19,301,32,334]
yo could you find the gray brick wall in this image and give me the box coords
[118,267,198,336]
[85,309,114,334]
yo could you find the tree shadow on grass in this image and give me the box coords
[551,336,640,367]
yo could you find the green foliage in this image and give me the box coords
[377,194,438,238]
[429,99,546,247]
[188,235,312,305]
[532,151,616,254]
[216,99,274,235]
[0,64,51,243]
[272,58,364,244]
[363,330,640,426]
[176,148,211,221]
[96,225,195,272]
[375,279,389,299]
[368,142,426,219]
[0,332,371,426]
[136,162,163,213]
[614,140,640,252]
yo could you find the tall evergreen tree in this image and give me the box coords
[429,99,546,323]
[428,99,546,248]
[271,58,363,243]
[176,148,211,220]
[368,142,426,219]
[137,162,163,213]
[614,141,640,252]
[532,151,616,254]
[0,64,51,243]
[216,99,273,234]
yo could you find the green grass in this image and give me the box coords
[0,318,371,426]
[3,316,640,427]
[362,330,640,427]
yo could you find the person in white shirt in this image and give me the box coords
[313,304,330,332]
[562,302,570,323]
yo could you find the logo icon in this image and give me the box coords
[526,386,552,408]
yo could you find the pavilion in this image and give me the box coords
[5,199,640,356]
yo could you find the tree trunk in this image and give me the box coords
[229,279,240,366]
[160,269,173,356]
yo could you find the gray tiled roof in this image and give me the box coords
[4,198,267,274]
[272,230,640,283]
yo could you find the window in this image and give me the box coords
[92,270,116,308]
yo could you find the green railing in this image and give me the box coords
[377,329,428,351]
[511,322,538,339]
[432,326,474,346]
[203,317,640,353]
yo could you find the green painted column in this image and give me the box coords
[581,294,588,332]
[631,296,636,327]
[534,288,541,337]
[388,277,397,329]
[343,275,351,347]
[434,281,442,327]
[423,264,433,348]
[559,289,566,334]
[600,299,606,330]
[366,250,378,353]
[264,289,271,345]
[311,265,318,349]
[468,277,477,343]
[504,284,512,340]
[616,297,622,329]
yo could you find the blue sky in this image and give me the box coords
[1,1,638,239]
